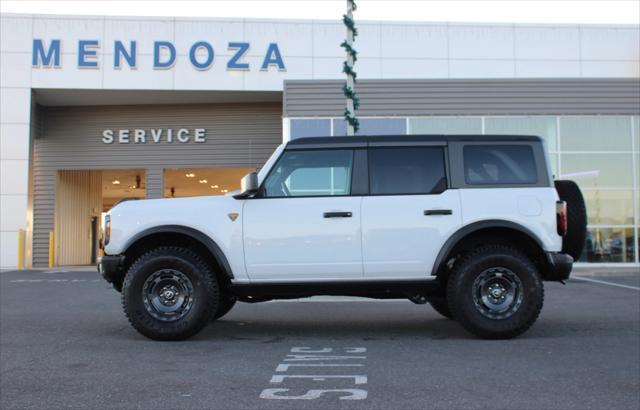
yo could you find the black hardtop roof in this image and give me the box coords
[287,134,543,147]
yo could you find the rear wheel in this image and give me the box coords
[447,244,544,339]
[122,247,219,341]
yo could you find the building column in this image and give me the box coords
[146,167,164,199]
[1,15,33,269]
[0,90,31,269]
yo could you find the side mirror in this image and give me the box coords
[234,172,259,199]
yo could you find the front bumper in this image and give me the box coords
[544,252,574,281]
[97,255,125,285]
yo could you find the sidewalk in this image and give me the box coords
[572,265,639,277]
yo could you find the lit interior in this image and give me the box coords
[163,167,256,198]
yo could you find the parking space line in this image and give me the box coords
[572,276,640,291]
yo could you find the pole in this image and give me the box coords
[345,0,355,136]
[17,229,25,270]
[48,231,55,269]
[341,0,359,135]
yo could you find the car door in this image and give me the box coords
[243,148,364,281]
[361,144,462,278]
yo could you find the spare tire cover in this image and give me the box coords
[554,180,587,260]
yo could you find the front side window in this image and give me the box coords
[262,150,353,197]
[463,145,537,185]
[369,147,447,195]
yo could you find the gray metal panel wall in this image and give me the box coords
[283,79,640,117]
[32,102,282,266]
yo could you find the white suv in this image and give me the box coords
[99,135,586,341]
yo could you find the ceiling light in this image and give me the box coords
[198,179,208,184]
[221,189,229,193]
[129,185,136,189]
[210,185,219,189]
[112,180,120,185]
[185,173,195,178]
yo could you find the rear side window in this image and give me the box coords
[463,145,537,185]
[369,147,447,195]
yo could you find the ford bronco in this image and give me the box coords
[99,135,586,340]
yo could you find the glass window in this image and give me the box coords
[579,227,636,263]
[560,116,633,151]
[560,153,633,188]
[463,145,537,185]
[333,118,406,136]
[409,117,482,134]
[369,147,446,195]
[262,150,353,197]
[485,116,557,152]
[633,116,639,150]
[290,119,331,139]
[583,190,635,225]
[548,153,558,179]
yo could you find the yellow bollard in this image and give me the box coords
[48,231,55,269]
[17,229,25,270]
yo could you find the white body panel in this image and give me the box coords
[104,195,249,281]
[458,187,562,252]
[242,197,363,280]
[361,190,462,278]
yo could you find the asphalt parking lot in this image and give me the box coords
[0,268,638,410]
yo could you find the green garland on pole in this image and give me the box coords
[344,109,360,131]
[339,41,358,63]
[342,84,360,110]
[342,61,357,82]
[341,0,359,134]
[342,15,358,39]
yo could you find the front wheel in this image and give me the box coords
[428,298,453,320]
[122,247,219,341]
[211,294,237,321]
[447,244,544,339]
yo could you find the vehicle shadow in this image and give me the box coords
[194,301,474,341]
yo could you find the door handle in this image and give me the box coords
[424,209,452,216]
[324,211,352,218]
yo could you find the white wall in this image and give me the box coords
[2,14,638,92]
[1,15,32,269]
[0,13,638,268]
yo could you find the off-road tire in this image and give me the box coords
[428,298,453,319]
[554,180,587,260]
[212,294,237,321]
[122,246,219,341]
[447,244,544,339]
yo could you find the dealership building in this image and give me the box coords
[0,13,639,269]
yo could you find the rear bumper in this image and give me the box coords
[544,252,574,281]
[97,255,124,284]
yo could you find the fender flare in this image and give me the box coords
[431,219,546,275]
[122,225,234,279]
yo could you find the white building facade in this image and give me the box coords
[1,13,639,268]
